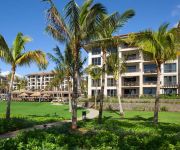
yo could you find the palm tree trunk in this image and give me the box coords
[98,48,106,124]
[6,66,16,120]
[68,78,72,112]
[154,64,161,124]
[116,78,124,117]
[71,47,79,129]
[95,80,98,109]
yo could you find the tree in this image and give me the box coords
[85,65,102,109]
[48,45,86,112]
[127,23,178,124]
[0,32,47,119]
[85,10,135,123]
[107,53,126,117]
[44,0,106,129]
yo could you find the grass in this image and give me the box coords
[0,101,87,134]
[103,110,180,124]
[0,101,85,119]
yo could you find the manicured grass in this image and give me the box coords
[103,110,180,124]
[0,101,84,119]
[0,101,87,134]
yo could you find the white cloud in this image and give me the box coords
[173,22,178,28]
[0,71,23,78]
[171,4,180,17]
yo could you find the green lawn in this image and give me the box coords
[103,110,180,124]
[0,101,85,119]
[0,101,86,134]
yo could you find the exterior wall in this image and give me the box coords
[88,45,179,98]
[27,72,69,91]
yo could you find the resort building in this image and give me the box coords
[87,40,180,98]
[26,72,69,91]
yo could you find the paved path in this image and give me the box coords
[0,108,99,139]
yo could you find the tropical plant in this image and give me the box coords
[85,65,102,109]
[107,53,126,116]
[48,45,87,112]
[127,23,178,124]
[0,32,47,119]
[85,9,135,123]
[44,0,106,129]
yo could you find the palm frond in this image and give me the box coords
[12,32,31,60]
[65,0,80,34]
[15,50,47,69]
[45,0,70,41]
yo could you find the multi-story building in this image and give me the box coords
[26,72,69,91]
[87,40,180,98]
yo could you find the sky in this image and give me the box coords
[0,0,179,76]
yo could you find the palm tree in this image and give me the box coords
[48,45,87,112]
[85,10,135,123]
[44,0,106,129]
[127,23,178,124]
[48,46,73,112]
[85,65,102,109]
[107,53,126,117]
[0,32,47,119]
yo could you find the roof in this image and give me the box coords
[26,71,55,77]
[83,33,136,51]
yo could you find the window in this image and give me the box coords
[164,88,177,94]
[126,66,137,72]
[107,47,117,53]
[92,57,101,65]
[144,76,157,84]
[143,88,156,95]
[91,79,101,87]
[107,89,117,97]
[107,78,116,86]
[144,64,156,73]
[92,90,101,96]
[164,63,176,72]
[164,76,176,85]
[92,48,101,55]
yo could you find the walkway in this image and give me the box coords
[0,108,99,139]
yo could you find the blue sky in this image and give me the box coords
[0,0,179,76]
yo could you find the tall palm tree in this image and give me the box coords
[85,10,135,123]
[107,53,126,117]
[127,23,178,124]
[0,32,47,119]
[85,65,102,109]
[44,0,106,129]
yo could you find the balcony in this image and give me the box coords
[126,68,140,73]
[123,82,139,86]
[143,81,157,85]
[163,82,178,87]
[125,55,140,61]
[144,68,157,73]
[164,69,176,73]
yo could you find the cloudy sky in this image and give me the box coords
[0,0,179,76]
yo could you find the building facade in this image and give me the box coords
[88,44,180,98]
[26,72,69,91]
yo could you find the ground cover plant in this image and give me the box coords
[0,101,86,134]
[0,111,179,150]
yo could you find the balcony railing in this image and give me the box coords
[144,68,157,73]
[123,82,139,86]
[163,82,178,87]
[124,55,140,61]
[143,81,157,85]
[126,68,140,73]
[164,69,176,73]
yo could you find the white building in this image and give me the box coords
[87,43,180,98]
[26,72,69,92]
